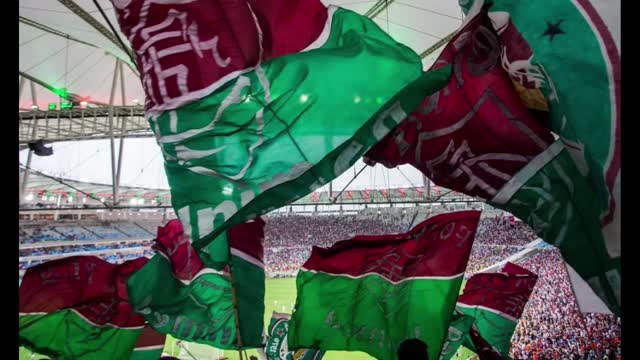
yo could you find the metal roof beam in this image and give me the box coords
[57,0,135,63]
[365,0,395,18]
[20,16,97,48]
[18,71,108,106]
[19,15,139,76]
[420,31,456,59]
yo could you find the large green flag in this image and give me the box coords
[289,211,481,360]
[460,0,620,314]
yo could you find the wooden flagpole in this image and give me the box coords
[228,262,244,360]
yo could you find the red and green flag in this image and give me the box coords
[288,211,481,360]
[365,4,620,314]
[261,312,324,360]
[461,0,621,316]
[19,256,148,359]
[126,218,266,349]
[113,0,450,248]
[457,262,537,359]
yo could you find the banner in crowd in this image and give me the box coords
[19,256,148,359]
[127,218,265,349]
[261,312,324,360]
[289,211,481,360]
[364,4,619,314]
[457,262,538,358]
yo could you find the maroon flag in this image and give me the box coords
[20,256,148,327]
[114,0,327,111]
[364,10,554,200]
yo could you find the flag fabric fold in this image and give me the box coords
[19,256,148,360]
[289,211,481,360]
[127,218,266,349]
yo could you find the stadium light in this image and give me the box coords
[82,197,87,203]
[25,193,34,201]
[129,198,137,205]
[100,197,105,202]
[80,101,88,108]
[132,99,140,105]
[31,104,38,110]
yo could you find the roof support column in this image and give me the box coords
[30,80,38,107]
[20,113,38,205]
[115,61,127,205]
[18,75,25,106]
[108,59,120,206]
[423,175,430,200]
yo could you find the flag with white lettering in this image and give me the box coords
[365,5,620,314]
[289,211,481,360]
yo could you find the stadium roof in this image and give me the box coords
[19,0,463,142]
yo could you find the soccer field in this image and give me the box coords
[20,278,475,360]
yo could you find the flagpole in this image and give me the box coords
[228,263,245,360]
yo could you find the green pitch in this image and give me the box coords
[19,278,476,360]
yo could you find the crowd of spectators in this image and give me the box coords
[511,250,621,360]
[19,222,158,244]
[464,245,523,276]
[18,213,621,360]
[475,217,538,245]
